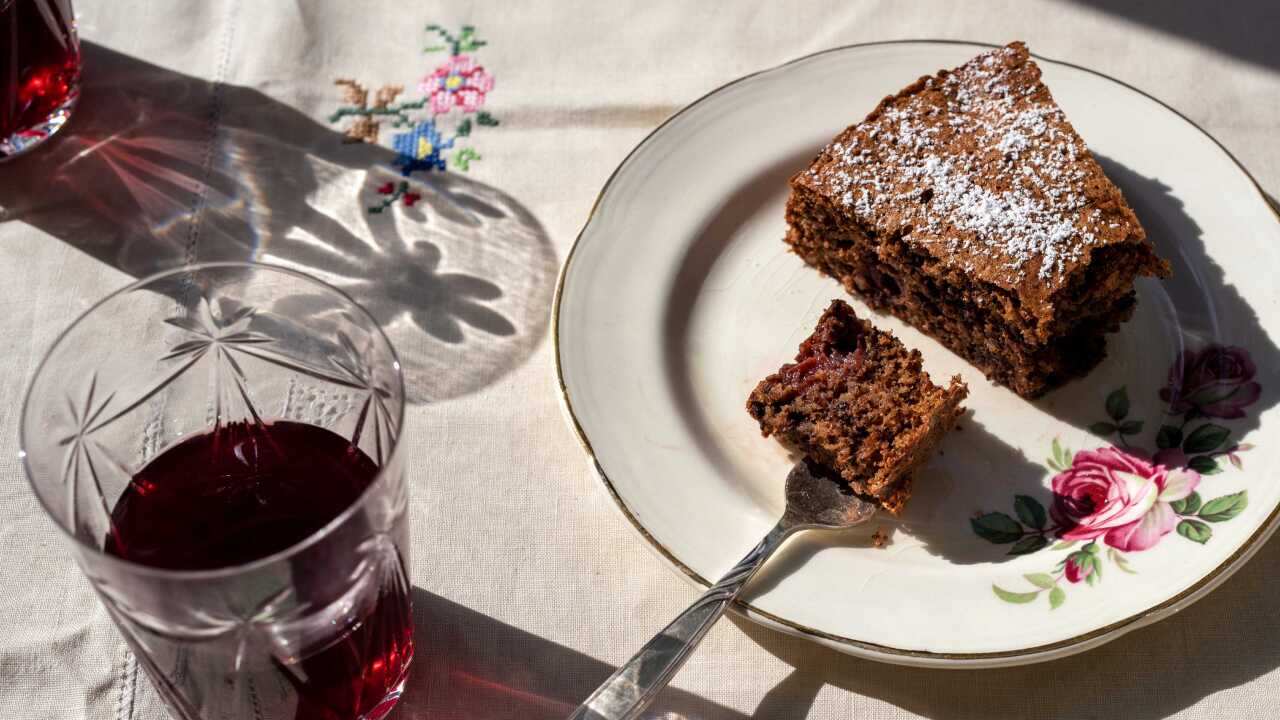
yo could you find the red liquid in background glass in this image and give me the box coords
[104,420,413,720]
[0,0,81,141]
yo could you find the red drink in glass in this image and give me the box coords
[0,0,80,159]
[105,420,414,720]
[22,264,414,720]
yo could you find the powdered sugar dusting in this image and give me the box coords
[813,44,1120,283]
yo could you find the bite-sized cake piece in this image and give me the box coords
[747,300,967,514]
[786,41,1170,398]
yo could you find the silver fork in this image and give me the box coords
[568,461,878,720]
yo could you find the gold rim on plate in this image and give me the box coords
[553,39,1280,664]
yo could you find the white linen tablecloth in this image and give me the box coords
[2,1,1278,718]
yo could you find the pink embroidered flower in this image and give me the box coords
[421,55,494,114]
[1052,448,1199,552]
[1160,345,1261,419]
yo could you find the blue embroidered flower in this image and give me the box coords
[392,120,454,175]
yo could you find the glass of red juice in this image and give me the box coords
[1,0,81,159]
[21,263,412,720]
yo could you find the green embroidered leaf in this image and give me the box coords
[1184,423,1231,453]
[1085,541,1101,555]
[451,148,482,171]
[1177,519,1212,544]
[457,25,488,52]
[1119,420,1144,435]
[1157,424,1183,449]
[1090,421,1118,436]
[456,118,473,137]
[1171,491,1202,515]
[1024,573,1056,589]
[970,512,1023,544]
[424,24,452,52]
[992,585,1039,604]
[1046,457,1064,472]
[1199,491,1248,522]
[476,111,500,126]
[1008,535,1049,556]
[424,23,488,55]
[1049,586,1066,609]
[1014,495,1047,530]
[1085,571,1098,586]
[1051,540,1077,551]
[1188,455,1221,475]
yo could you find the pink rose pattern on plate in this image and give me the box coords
[972,344,1257,609]
[1052,448,1200,552]
[1161,345,1261,420]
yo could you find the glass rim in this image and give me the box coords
[19,261,408,581]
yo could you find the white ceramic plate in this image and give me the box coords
[555,40,1280,667]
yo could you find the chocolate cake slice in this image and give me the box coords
[747,300,966,514]
[786,42,1170,398]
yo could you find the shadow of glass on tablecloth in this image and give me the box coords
[122,588,752,719]
[0,42,556,404]
[397,588,749,720]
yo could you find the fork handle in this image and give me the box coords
[567,521,793,720]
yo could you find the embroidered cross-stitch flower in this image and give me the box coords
[369,181,422,214]
[328,23,502,214]
[392,120,452,174]
[422,55,494,114]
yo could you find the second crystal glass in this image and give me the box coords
[0,0,81,159]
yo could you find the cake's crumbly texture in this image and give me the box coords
[787,41,1170,398]
[747,300,967,514]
